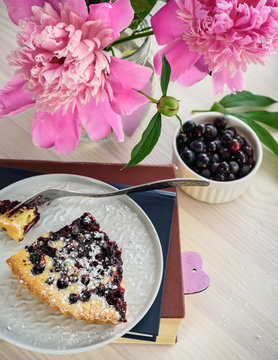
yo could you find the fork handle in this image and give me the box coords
[69,178,209,198]
[7,178,209,214]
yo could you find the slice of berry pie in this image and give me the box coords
[0,200,40,242]
[6,213,127,325]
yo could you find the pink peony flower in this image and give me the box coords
[151,0,278,93]
[0,0,152,153]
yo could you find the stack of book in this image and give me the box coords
[0,160,185,344]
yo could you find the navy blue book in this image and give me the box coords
[0,166,176,342]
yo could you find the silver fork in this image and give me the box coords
[7,178,209,214]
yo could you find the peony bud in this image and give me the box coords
[157,96,179,117]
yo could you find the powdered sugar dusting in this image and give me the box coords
[25,213,126,322]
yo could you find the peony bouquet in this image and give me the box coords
[0,0,278,164]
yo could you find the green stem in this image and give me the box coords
[136,90,158,104]
[111,30,154,47]
[175,114,184,132]
[133,26,153,34]
[106,46,115,56]
[191,110,210,113]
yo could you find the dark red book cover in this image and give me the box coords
[0,159,185,319]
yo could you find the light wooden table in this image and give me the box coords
[0,2,278,359]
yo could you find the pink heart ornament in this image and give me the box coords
[182,251,210,294]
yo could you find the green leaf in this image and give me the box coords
[129,0,157,29]
[219,91,277,108]
[231,113,278,156]
[234,111,278,130]
[123,112,162,168]
[136,0,156,18]
[210,102,225,113]
[130,0,151,13]
[160,54,171,96]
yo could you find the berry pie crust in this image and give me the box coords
[0,200,40,242]
[6,213,127,325]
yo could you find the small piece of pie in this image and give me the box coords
[6,212,127,325]
[0,200,40,242]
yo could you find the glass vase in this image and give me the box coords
[114,18,151,66]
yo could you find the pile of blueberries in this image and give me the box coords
[176,116,256,181]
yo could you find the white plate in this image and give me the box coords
[0,174,163,354]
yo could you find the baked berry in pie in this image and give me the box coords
[0,200,40,242]
[6,212,127,325]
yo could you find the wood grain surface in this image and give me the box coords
[0,2,278,359]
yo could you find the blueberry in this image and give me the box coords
[77,245,85,257]
[71,225,79,236]
[215,173,225,181]
[29,252,41,265]
[106,294,115,306]
[96,287,105,297]
[239,164,251,177]
[113,276,121,284]
[57,278,69,289]
[214,140,222,151]
[204,124,218,139]
[225,129,235,137]
[69,293,79,304]
[220,147,231,160]
[176,133,188,147]
[214,116,227,130]
[226,127,237,136]
[196,124,206,137]
[181,149,195,164]
[235,135,247,147]
[117,266,123,275]
[218,161,230,174]
[196,153,209,168]
[183,120,196,133]
[80,290,91,302]
[44,245,56,258]
[221,132,233,145]
[37,238,47,248]
[190,140,205,153]
[247,157,256,168]
[226,173,236,181]
[210,162,219,174]
[82,215,93,227]
[235,151,248,164]
[92,220,99,230]
[49,232,58,241]
[210,153,220,163]
[52,258,64,272]
[32,264,45,275]
[229,161,239,174]
[177,119,254,183]
[200,169,211,178]
[98,269,105,276]
[207,141,217,152]
[27,244,36,253]
[81,274,90,286]
[243,145,253,157]
[45,277,54,285]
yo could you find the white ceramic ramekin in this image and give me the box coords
[172,112,263,204]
